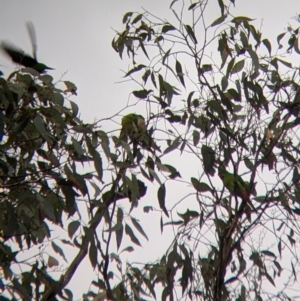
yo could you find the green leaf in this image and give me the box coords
[181,255,193,293]
[69,100,79,117]
[188,2,198,10]
[144,276,156,298]
[261,250,276,258]
[132,13,143,24]
[225,277,238,284]
[164,220,184,226]
[162,24,176,33]
[231,60,245,74]
[142,69,151,83]
[151,71,157,88]
[262,39,272,54]
[248,49,259,75]
[227,88,240,101]
[72,137,84,156]
[52,92,64,106]
[140,166,152,182]
[184,24,198,44]
[18,67,38,77]
[62,186,76,217]
[124,64,146,77]
[40,74,53,84]
[273,260,282,274]
[125,224,141,246]
[226,57,235,77]
[131,217,148,241]
[192,130,200,146]
[187,91,195,110]
[139,39,150,59]
[162,80,180,105]
[191,178,211,192]
[64,166,88,196]
[201,145,216,175]
[163,137,181,154]
[244,157,254,171]
[104,222,122,233]
[117,207,123,222]
[51,241,67,262]
[207,100,224,119]
[292,166,300,184]
[123,12,133,24]
[221,76,228,91]
[89,243,97,268]
[278,240,282,257]
[240,31,249,48]
[162,286,170,301]
[162,48,171,65]
[132,89,152,99]
[48,255,59,268]
[158,184,169,217]
[291,261,297,280]
[211,14,227,27]
[129,174,139,207]
[277,32,286,47]
[68,220,80,238]
[14,116,30,134]
[38,194,56,222]
[120,246,134,253]
[63,289,73,300]
[160,164,181,179]
[148,168,162,185]
[265,271,275,286]
[277,58,292,68]
[178,209,199,225]
[287,234,296,246]
[175,60,185,87]
[92,151,103,181]
[217,0,225,15]
[33,115,51,143]
[250,251,263,269]
[143,206,153,214]
[231,16,254,24]
[116,224,123,250]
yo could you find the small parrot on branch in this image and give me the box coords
[0,22,53,73]
[218,166,254,209]
[119,113,160,152]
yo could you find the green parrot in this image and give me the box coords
[218,166,254,208]
[0,22,53,73]
[119,113,160,152]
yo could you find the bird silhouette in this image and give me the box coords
[1,22,53,73]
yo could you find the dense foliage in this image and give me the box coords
[1,1,300,301]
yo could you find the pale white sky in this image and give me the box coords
[0,0,299,123]
[1,0,300,299]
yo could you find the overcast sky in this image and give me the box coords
[0,0,299,123]
[1,0,300,299]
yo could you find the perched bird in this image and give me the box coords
[218,166,254,208]
[0,22,53,73]
[119,113,160,152]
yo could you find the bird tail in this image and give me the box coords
[26,21,37,59]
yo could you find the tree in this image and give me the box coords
[1,1,300,301]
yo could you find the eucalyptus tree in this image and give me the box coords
[1,1,300,301]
